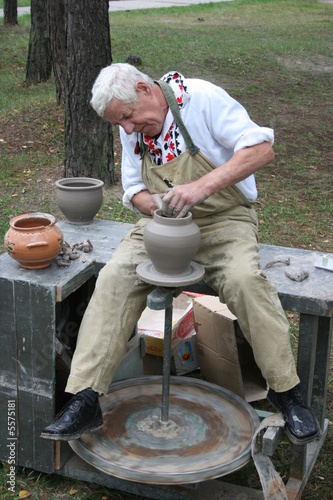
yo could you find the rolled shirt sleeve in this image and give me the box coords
[234,127,274,152]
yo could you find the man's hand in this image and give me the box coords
[161,182,210,218]
[151,194,169,215]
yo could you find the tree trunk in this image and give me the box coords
[64,0,115,185]
[4,0,18,25]
[49,0,66,105]
[26,0,52,83]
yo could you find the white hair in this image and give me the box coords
[90,63,154,117]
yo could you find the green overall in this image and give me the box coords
[66,82,299,396]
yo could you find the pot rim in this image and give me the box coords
[9,212,56,230]
[55,177,104,190]
[153,208,192,223]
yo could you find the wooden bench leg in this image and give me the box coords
[311,317,332,427]
[286,314,332,498]
[297,314,318,406]
[286,421,329,500]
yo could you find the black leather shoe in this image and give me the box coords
[267,385,320,444]
[40,388,103,441]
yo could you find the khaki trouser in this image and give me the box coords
[66,205,299,395]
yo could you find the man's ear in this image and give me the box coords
[135,81,152,95]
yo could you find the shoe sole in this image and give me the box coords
[285,427,321,446]
[267,392,321,445]
[40,420,104,441]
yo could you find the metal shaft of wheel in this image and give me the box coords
[147,287,175,424]
[161,299,173,423]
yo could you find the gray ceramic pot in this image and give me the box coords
[144,209,201,275]
[55,177,104,224]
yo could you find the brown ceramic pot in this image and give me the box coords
[144,209,201,275]
[55,177,104,224]
[4,213,63,269]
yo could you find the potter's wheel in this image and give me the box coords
[136,259,205,286]
[69,376,260,484]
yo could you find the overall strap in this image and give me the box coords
[157,80,200,156]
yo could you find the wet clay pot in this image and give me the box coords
[144,209,201,275]
[4,213,63,269]
[55,177,104,224]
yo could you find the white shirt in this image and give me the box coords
[120,77,274,211]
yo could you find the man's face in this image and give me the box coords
[104,82,166,137]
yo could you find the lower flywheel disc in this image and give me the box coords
[69,376,260,484]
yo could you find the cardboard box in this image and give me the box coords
[137,293,195,357]
[171,333,199,375]
[143,333,199,376]
[138,293,200,375]
[193,295,267,402]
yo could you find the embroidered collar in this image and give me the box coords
[138,71,189,165]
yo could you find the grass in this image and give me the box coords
[0,0,332,498]
[0,0,30,8]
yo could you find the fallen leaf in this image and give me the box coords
[19,491,31,499]
[69,487,78,495]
